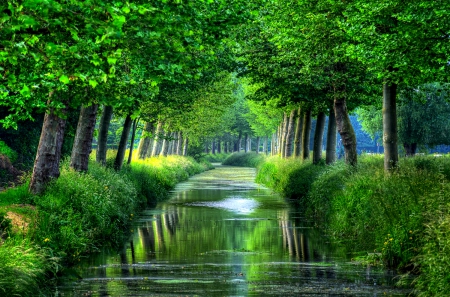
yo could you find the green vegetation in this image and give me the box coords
[0,155,210,295]
[202,153,230,163]
[256,155,450,293]
[222,152,266,168]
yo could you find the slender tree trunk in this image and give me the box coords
[127,118,138,164]
[280,113,288,158]
[159,128,169,157]
[334,96,357,166]
[212,139,216,154]
[403,143,417,156]
[302,109,312,160]
[264,136,269,155]
[326,107,337,164]
[248,136,252,152]
[217,139,221,153]
[114,114,132,171]
[138,122,154,159]
[29,102,68,194]
[256,137,260,154]
[313,111,326,164]
[176,132,183,155]
[293,107,303,158]
[237,131,242,152]
[383,83,398,170]
[182,137,189,156]
[285,109,295,157]
[271,133,276,156]
[151,121,163,157]
[96,105,113,165]
[70,104,99,171]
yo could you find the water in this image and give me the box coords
[54,165,410,296]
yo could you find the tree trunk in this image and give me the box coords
[403,143,417,156]
[29,102,68,194]
[114,114,132,171]
[285,109,295,157]
[302,109,312,160]
[151,121,163,157]
[280,113,288,158]
[256,137,260,154]
[96,105,113,165]
[313,111,326,164]
[127,118,138,164]
[264,136,268,155]
[326,107,337,164]
[383,83,398,170]
[182,137,189,156]
[70,104,99,171]
[138,122,154,159]
[212,139,216,154]
[217,139,221,153]
[293,107,303,158]
[237,131,242,152]
[159,128,169,157]
[176,132,183,155]
[334,96,357,166]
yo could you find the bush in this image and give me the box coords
[222,152,266,167]
[202,153,230,163]
[0,141,18,163]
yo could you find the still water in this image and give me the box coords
[55,165,410,296]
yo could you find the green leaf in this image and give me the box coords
[107,57,118,65]
[20,85,31,97]
[89,80,98,88]
[59,75,70,84]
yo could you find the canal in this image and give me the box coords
[54,165,410,296]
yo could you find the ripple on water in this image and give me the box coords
[186,197,260,214]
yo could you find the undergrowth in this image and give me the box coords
[222,152,266,168]
[256,154,450,296]
[0,155,210,296]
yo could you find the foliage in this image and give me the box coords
[202,153,230,163]
[0,239,58,297]
[0,140,17,163]
[222,152,265,168]
[0,210,11,238]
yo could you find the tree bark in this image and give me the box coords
[212,139,216,154]
[96,105,113,165]
[151,121,163,157]
[313,111,326,164]
[114,114,132,171]
[285,109,296,157]
[403,143,417,156]
[326,107,337,164]
[159,128,169,157]
[383,83,398,170]
[256,137,260,154]
[182,137,189,156]
[280,113,288,158]
[176,132,183,155]
[70,104,99,171]
[293,107,303,158]
[302,109,312,160]
[334,96,357,166]
[29,102,68,194]
[127,118,138,164]
[264,136,268,155]
[138,122,154,159]
[217,139,221,153]
[237,131,242,152]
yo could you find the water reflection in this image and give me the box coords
[55,166,410,297]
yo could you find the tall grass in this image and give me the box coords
[222,152,266,168]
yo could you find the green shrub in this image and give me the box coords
[202,153,230,163]
[222,152,266,167]
[0,141,18,163]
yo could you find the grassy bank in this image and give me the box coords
[222,152,266,167]
[256,155,450,296]
[0,155,211,296]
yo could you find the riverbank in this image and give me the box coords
[255,154,450,296]
[0,155,212,296]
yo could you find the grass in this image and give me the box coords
[256,154,450,295]
[222,152,266,168]
[0,154,211,295]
